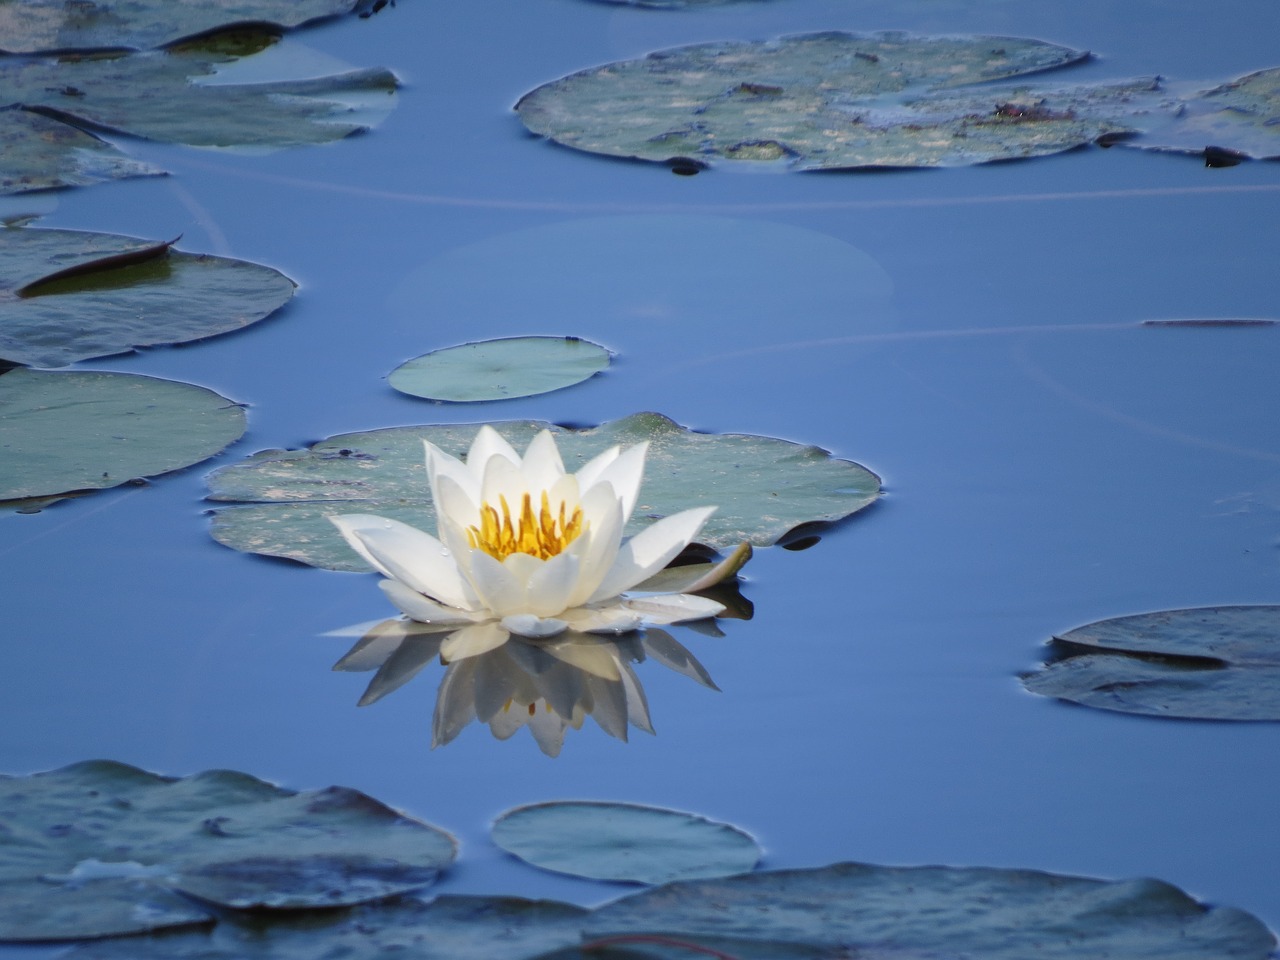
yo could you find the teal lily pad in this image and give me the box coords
[0,107,163,196]
[492,802,761,884]
[0,0,378,55]
[0,761,457,942]
[1021,605,1280,721]
[205,413,881,570]
[584,862,1277,959]
[0,226,296,367]
[62,896,590,958]
[1127,68,1280,161]
[590,0,766,6]
[389,337,612,403]
[0,368,247,503]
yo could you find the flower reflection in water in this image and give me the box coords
[332,620,726,757]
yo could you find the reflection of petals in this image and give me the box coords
[358,635,446,706]
[440,622,511,662]
[541,637,623,680]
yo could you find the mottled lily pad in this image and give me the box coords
[0,368,246,503]
[389,337,612,403]
[205,412,881,570]
[1129,67,1280,160]
[62,896,590,959]
[492,802,761,884]
[590,0,766,7]
[0,226,296,367]
[0,0,378,55]
[1021,605,1280,721]
[585,862,1276,959]
[0,107,163,196]
[0,760,457,941]
[515,31,1134,170]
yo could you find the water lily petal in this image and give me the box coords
[626,592,726,624]
[565,484,626,607]
[467,425,521,476]
[525,550,582,618]
[378,579,486,625]
[520,429,567,491]
[582,442,647,522]
[440,621,511,662]
[574,444,620,490]
[561,605,645,634]
[424,439,479,510]
[588,506,716,603]
[466,551,528,617]
[501,614,570,638]
[331,514,480,611]
[480,454,535,522]
[630,542,752,594]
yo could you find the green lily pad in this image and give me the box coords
[205,412,881,570]
[589,0,765,6]
[492,802,761,884]
[1,226,296,367]
[0,760,457,942]
[585,862,1276,959]
[0,0,377,54]
[62,896,590,959]
[1128,68,1280,160]
[0,368,247,502]
[389,337,612,403]
[0,107,163,195]
[1021,605,1280,721]
[515,31,1130,170]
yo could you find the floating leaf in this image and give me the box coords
[588,0,764,6]
[0,107,163,195]
[584,862,1276,959]
[0,0,378,55]
[1021,605,1280,721]
[62,896,590,959]
[205,413,881,570]
[1129,68,1280,160]
[0,760,457,942]
[389,337,612,403]
[0,368,246,502]
[515,31,1134,170]
[492,802,761,884]
[0,226,296,367]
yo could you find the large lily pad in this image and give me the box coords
[205,413,881,570]
[1021,605,1280,721]
[584,862,1277,959]
[389,337,612,403]
[0,368,247,502]
[492,802,761,884]
[0,0,376,55]
[1,226,296,367]
[63,896,591,959]
[1129,68,1280,160]
[0,760,457,941]
[514,31,1145,170]
[0,107,162,195]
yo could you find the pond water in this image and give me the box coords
[3,0,1280,952]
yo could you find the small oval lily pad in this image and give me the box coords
[389,337,611,402]
[0,760,457,941]
[1021,605,1280,721]
[0,368,247,503]
[492,802,761,884]
[205,413,881,570]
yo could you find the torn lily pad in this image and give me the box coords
[1021,605,1280,721]
[0,107,163,196]
[0,0,382,55]
[0,760,457,942]
[0,226,296,367]
[389,336,612,403]
[492,802,761,884]
[515,31,1136,170]
[1127,67,1280,161]
[0,368,246,503]
[585,862,1276,959]
[205,413,881,570]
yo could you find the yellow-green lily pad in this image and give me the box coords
[389,337,612,403]
[205,413,881,570]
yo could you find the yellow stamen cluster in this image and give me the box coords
[467,491,585,561]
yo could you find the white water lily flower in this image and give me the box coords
[331,426,734,661]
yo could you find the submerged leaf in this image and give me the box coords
[0,761,457,941]
[0,226,296,367]
[492,802,761,884]
[389,336,612,403]
[1022,605,1280,721]
[0,107,163,195]
[205,413,881,570]
[0,368,246,502]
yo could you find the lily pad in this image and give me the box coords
[0,107,163,195]
[492,802,761,884]
[1,226,297,367]
[0,368,247,502]
[389,337,612,403]
[0,0,379,55]
[63,896,590,959]
[515,31,1136,170]
[585,862,1276,959]
[205,412,881,570]
[1021,605,1280,721]
[1129,68,1280,160]
[590,0,765,6]
[0,760,457,941]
